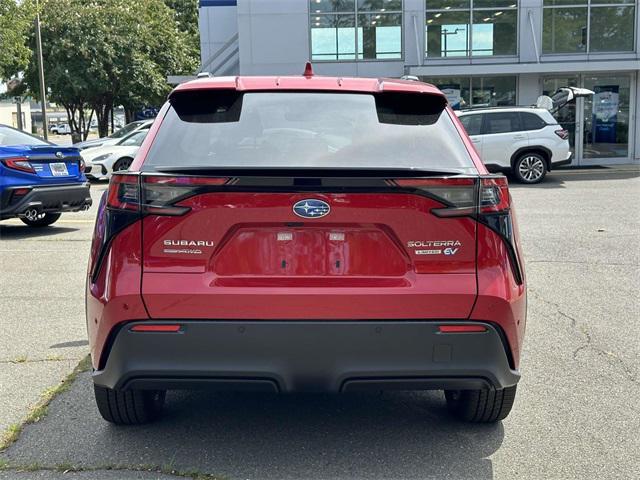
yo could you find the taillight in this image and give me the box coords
[79,158,86,173]
[392,177,477,215]
[555,129,569,140]
[394,175,522,284]
[141,175,229,216]
[477,177,522,284]
[106,174,139,211]
[2,157,35,174]
[480,177,510,213]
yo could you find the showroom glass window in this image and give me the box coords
[425,1,518,58]
[310,0,402,60]
[542,0,636,54]
[420,76,517,109]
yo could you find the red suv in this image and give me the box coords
[86,70,526,425]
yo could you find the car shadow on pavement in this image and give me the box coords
[2,372,504,479]
[0,225,78,239]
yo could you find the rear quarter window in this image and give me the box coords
[459,114,482,136]
[520,112,547,131]
[142,91,477,173]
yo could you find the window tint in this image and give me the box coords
[143,92,476,173]
[118,131,147,147]
[459,114,482,135]
[110,121,145,139]
[521,112,547,131]
[485,112,521,134]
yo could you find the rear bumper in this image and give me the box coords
[92,320,520,392]
[85,164,108,179]
[0,182,92,219]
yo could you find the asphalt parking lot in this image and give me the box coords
[1,167,639,479]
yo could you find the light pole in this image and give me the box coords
[35,1,48,140]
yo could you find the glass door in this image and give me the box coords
[582,74,632,163]
[542,76,579,160]
[543,73,633,165]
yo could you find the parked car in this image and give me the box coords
[87,70,526,425]
[456,107,572,184]
[50,123,71,135]
[0,124,91,227]
[81,129,148,180]
[73,119,153,150]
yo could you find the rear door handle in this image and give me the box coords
[470,137,481,143]
[513,135,526,140]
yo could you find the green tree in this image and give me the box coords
[22,0,198,139]
[0,0,34,81]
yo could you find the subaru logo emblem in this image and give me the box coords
[55,151,64,159]
[293,199,330,219]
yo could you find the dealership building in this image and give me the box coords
[198,0,640,165]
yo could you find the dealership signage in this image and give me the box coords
[593,85,619,144]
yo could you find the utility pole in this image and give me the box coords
[35,2,48,140]
[14,97,24,131]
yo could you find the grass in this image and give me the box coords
[0,355,224,478]
[0,355,91,452]
[0,462,224,479]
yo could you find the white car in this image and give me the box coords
[82,130,148,180]
[73,119,153,150]
[456,107,572,184]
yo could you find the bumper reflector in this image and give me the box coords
[130,324,181,333]
[439,325,487,333]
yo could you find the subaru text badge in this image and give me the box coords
[293,199,330,219]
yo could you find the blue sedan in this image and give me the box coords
[0,124,92,227]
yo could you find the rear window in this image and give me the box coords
[142,91,475,173]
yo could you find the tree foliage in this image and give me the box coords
[0,0,34,81]
[21,0,199,138]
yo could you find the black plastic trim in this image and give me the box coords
[93,320,520,392]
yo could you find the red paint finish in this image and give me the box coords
[88,74,527,379]
[470,222,527,368]
[86,221,148,369]
[138,191,478,319]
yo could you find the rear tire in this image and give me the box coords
[513,153,547,184]
[94,384,166,425]
[445,385,517,423]
[20,212,61,227]
[113,157,133,173]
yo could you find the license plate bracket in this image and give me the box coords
[50,162,69,176]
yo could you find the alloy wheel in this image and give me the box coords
[518,156,545,182]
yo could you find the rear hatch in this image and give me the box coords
[135,88,481,320]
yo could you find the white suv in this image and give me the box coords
[456,107,572,184]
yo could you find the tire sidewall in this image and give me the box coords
[113,157,133,173]
[514,153,547,184]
